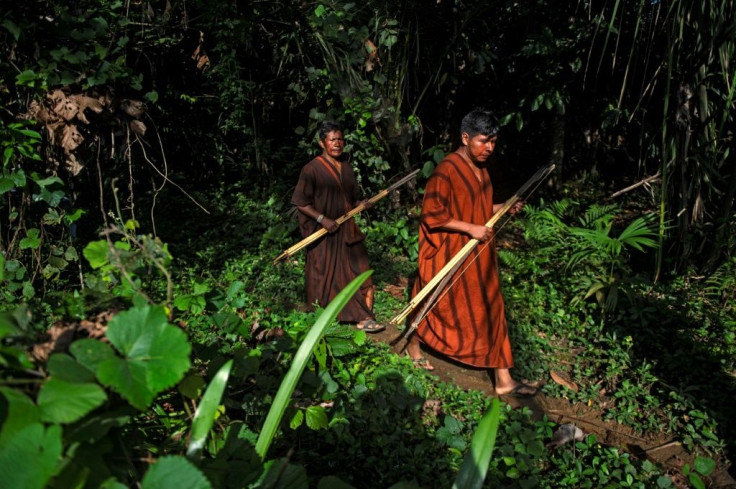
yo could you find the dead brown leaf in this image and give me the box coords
[550,370,579,392]
[61,124,84,152]
[364,39,379,72]
[50,90,79,121]
[30,323,76,363]
[120,99,145,118]
[383,284,405,299]
[129,119,146,136]
[70,94,104,124]
[65,153,84,176]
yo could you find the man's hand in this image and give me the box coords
[467,224,493,242]
[508,199,525,215]
[321,217,339,233]
[358,199,373,210]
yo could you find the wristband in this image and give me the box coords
[316,214,325,224]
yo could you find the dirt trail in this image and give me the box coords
[366,321,736,489]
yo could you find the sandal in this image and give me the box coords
[498,383,538,399]
[356,318,385,333]
[409,355,435,371]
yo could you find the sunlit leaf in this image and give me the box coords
[305,406,328,430]
[96,305,191,410]
[290,410,304,429]
[70,338,116,373]
[693,456,716,476]
[19,228,41,250]
[187,359,233,460]
[83,240,110,269]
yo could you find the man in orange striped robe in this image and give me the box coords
[407,109,537,398]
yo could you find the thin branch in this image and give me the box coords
[611,172,661,198]
[135,115,211,215]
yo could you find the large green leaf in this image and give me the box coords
[83,240,110,269]
[47,353,96,383]
[96,305,191,410]
[0,423,62,489]
[187,359,233,460]
[97,356,154,410]
[141,455,212,489]
[70,338,116,372]
[617,215,658,251]
[254,271,372,459]
[305,406,328,430]
[37,378,107,424]
[0,388,40,446]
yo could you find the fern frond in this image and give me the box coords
[498,249,523,269]
[525,208,569,243]
[580,204,619,228]
[548,198,578,219]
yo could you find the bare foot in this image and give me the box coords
[407,354,435,371]
[356,318,385,333]
[406,337,434,370]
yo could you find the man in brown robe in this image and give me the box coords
[290,121,383,332]
[406,108,537,397]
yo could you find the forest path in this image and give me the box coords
[365,320,736,489]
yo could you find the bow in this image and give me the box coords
[390,164,555,347]
[274,169,420,264]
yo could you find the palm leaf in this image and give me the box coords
[617,215,659,252]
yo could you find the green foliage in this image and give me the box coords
[0,302,193,487]
[0,118,82,305]
[0,423,62,489]
[95,305,191,410]
[255,270,372,459]
[82,219,173,307]
[452,398,502,489]
[365,217,419,261]
[524,199,658,312]
[500,206,732,478]
[6,2,139,91]
[1,0,735,486]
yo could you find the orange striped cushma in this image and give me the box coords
[411,152,513,368]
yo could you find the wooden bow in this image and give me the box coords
[390,164,555,347]
[274,169,420,264]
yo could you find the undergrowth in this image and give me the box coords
[1,187,733,488]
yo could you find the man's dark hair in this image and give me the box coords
[460,109,499,138]
[318,120,344,141]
